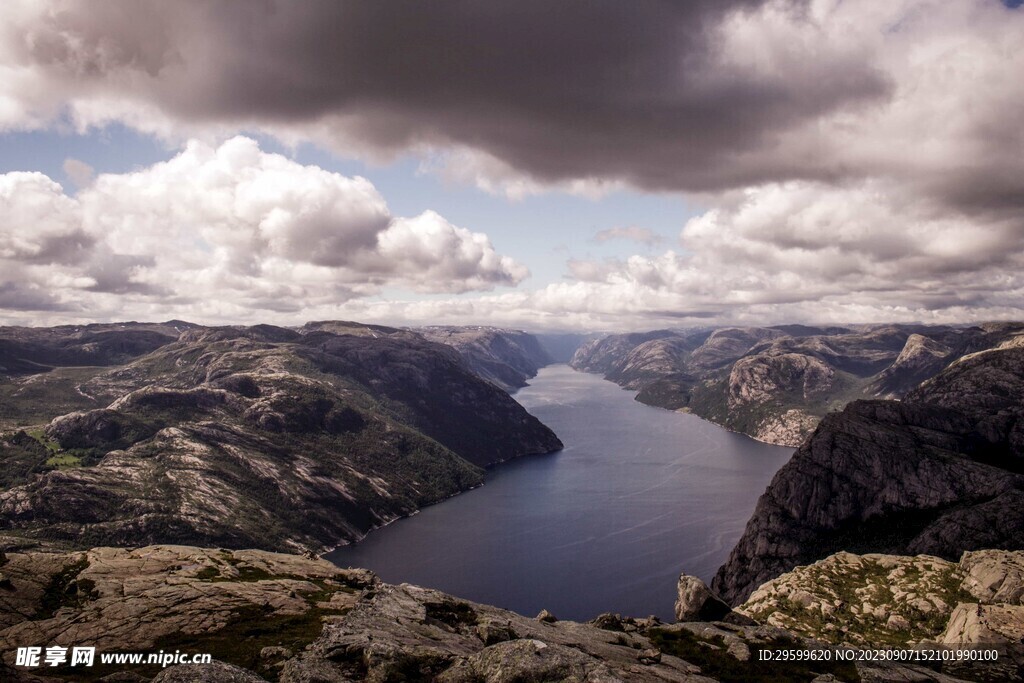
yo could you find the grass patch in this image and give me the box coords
[152,604,339,681]
[27,429,62,453]
[42,602,342,682]
[211,566,277,583]
[424,599,477,629]
[45,453,82,468]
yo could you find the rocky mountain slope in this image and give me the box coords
[0,322,197,428]
[1,543,991,683]
[571,323,1024,446]
[713,343,1024,605]
[0,322,561,554]
[414,326,552,392]
[0,322,193,378]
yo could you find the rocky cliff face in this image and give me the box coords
[0,323,561,554]
[415,326,552,392]
[571,323,1024,447]
[713,345,1024,605]
[866,333,953,398]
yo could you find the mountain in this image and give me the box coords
[713,342,1024,605]
[0,322,561,554]
[0,542,985,682]
[570,329,687,375]
[0,322,195,427]
[0,321,194,376]
[865,333,954,398]
[571,323,1024,446]
[414,326,553,392]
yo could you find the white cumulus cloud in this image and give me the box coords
[0,137,526,323]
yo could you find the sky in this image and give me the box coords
[1,1,1023,332]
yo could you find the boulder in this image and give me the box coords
[941,603,1024,645]
[675,574,732,622]
[536,608,558,623]
[960,550,1024,604]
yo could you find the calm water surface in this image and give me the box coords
[327,365,792,620]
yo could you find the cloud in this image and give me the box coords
[0,281,71,312]
[62,157,94,187]
[0,1,885,190]
[0,137,525,322]
[592,226,665,247]
[319,176,1024,331]
[0,1,1022,330]
[0,2,1019,207]
[510,179,1024,328]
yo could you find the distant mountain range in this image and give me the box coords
[571,322,1024,446]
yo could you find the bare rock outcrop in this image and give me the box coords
[674,575,731,622]
[0,544,988,683]
[738,550,1024,679]
[0,545,372,661]
[152,661,269,683]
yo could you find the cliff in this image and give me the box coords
[713,345,1024,605]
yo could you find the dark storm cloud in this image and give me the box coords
[10,0,891,192]
[21,230,96,265]
[4,0,1024,328]
[0,282,70,311]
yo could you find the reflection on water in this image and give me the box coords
[327,365,792,620]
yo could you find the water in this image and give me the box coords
[326,365,792,620]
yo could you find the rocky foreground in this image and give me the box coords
[739,550,1024,673]
[4,543,1017,683]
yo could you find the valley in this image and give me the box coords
[3,320,1024,681]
